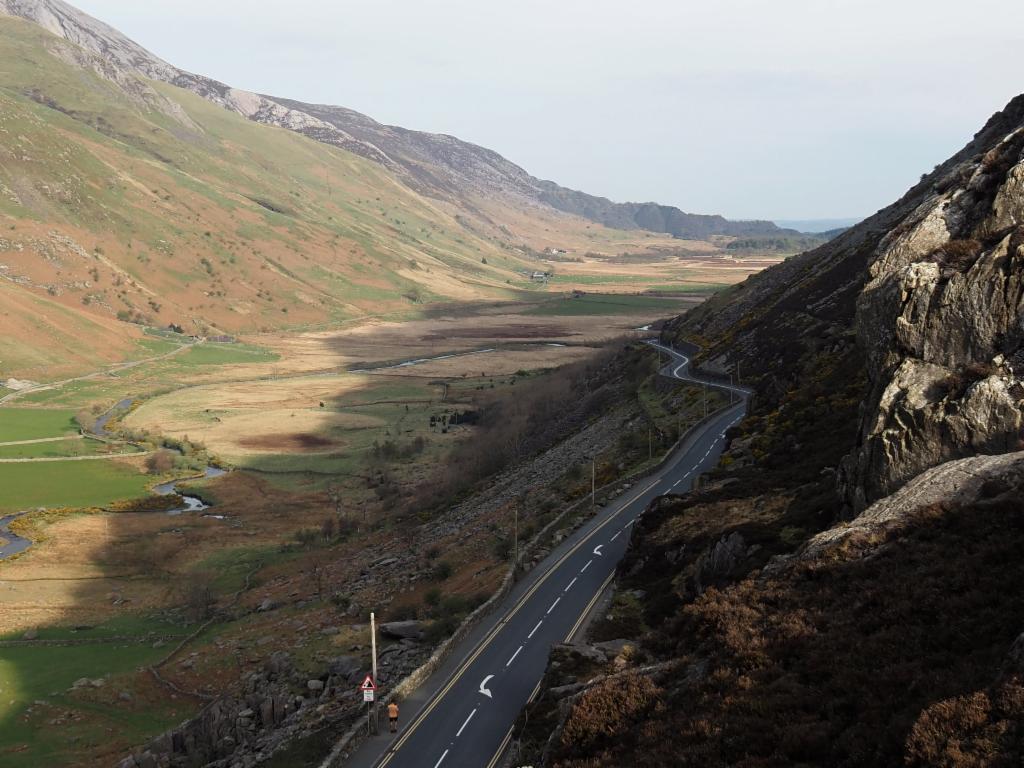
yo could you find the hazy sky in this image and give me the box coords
[71,0,1024,220]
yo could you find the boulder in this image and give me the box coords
[593,639,634,659]
[379,621,423,640]
[693,532,747,595]
[328,655,361,681]
[307,679,324,692]
[257,598,278,613]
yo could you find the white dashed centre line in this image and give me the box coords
[581,559,593,572]
[547,597,561,615]
[506,645,523,667]
[565,577,578,592]
[528,620,543,639]
[434,749,449,768]
[457,708,477,738]
[611,531,621,541]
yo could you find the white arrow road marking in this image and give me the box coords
[581,559,593,572]
[434,749,449,768]
[457,708,477,738]
[565,577,578,592]
[593,545,604,557]
[479,675,494,698]
[528,620,543,639]
[547,597,561,615]
[506,645,523,667]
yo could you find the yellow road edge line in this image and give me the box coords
[376,474,665,764]
[485,725,516,768]
[527,678,544,705]
[375,394,737,765]
[565,570,616,643]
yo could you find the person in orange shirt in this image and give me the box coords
[388,701,400,733]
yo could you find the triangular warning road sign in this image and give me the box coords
[360,675,376,691]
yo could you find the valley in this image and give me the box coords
[0,291,734,768]
[3,2,1018,768]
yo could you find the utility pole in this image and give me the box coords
[513,505,519,570]
[370,612,379,735]
[736,362,742,387]
[591,458,596,507]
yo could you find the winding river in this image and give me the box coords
[0,399,230,560]
[154,466,228,516]
[2,340,591,560]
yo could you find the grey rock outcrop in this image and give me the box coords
[786,451,1024,567]
[379,621,423,641]
[839,121,1024,510]
[670,93,1024,513]
[693,532,747,595]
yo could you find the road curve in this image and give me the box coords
[343,342,750,768]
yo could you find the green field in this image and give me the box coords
[0,438,140,460]
[14,341,280,411]
[175,343,280,366]
[526,294,694,317]
[0,615,202,768]
[0,461,152,512]
[648,283,728,294]
[0,408,79,442]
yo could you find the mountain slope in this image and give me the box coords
[272,97,795,240]
[0,13,555,380]
[670,91,1024,511]
[521,94,1024,767]
[0,0,790,241]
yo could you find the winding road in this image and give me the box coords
[343,341,751,768]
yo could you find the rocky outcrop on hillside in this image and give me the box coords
[840,120,1024,508]
[520,445,1024,768]
[519,94,1024,767]
[668,93,1024,511]
[116,648,426,768]
[0,0,788,241]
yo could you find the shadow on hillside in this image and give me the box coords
[555,491,1024,767]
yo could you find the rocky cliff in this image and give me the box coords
[521,94,1024,767]
[668,93,1024,511]
[0,0,790,241]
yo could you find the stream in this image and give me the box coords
[0,513,32,559]
[0,401,230,560]
[154,466,228,516]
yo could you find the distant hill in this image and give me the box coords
[773,216,863,233]
[0,0,788,242]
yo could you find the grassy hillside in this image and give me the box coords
[0,15,615,380]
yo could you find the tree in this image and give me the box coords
[145,449,176,474]
[182,571,216,621]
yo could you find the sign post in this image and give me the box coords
[360,674,377,734]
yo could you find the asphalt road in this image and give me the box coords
[345,342,749,768]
